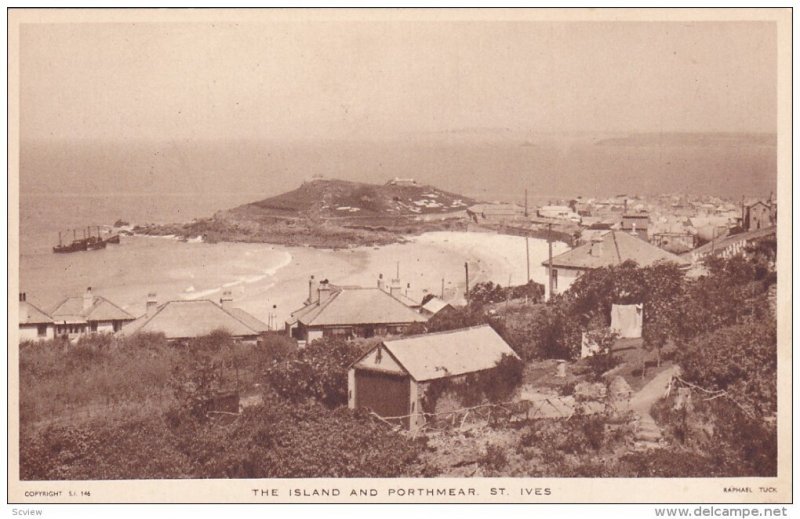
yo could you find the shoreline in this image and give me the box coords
[21,230,568,330]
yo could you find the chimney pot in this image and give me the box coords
[146,292,158,316]
[83,287,94,310]
[308,275,319,304]
[317,281,333,304]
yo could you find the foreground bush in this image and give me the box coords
[20,331,298,427]
[21,398,427,480]
[265,337,366,407]
[19,333,177,425]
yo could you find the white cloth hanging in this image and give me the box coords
[610,303,643,339]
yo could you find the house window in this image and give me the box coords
[551,269,558,290]
[90,322,98,333]
[37,324,47,337]
[113,321,122,332]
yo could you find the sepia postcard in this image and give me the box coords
[6,7,792,505]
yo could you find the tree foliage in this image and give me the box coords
[468,280,544,307]
[265,337,365,407]
[677,320,777,417]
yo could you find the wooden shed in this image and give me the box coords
[347,324,518,431]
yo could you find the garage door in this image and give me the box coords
[354,369,410,429]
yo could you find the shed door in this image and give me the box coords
[354,369,410,428]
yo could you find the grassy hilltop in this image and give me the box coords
[134,178,476,248]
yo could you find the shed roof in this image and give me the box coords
[20,300,53,325]
[379,325,518,382]
[543,230,689,270]
[119,300,263,339]
[420,296,452,315]
[49,295,134,324]
[293,287,427,327]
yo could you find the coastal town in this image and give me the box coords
[12,9,785,501]
[18,179,778,479]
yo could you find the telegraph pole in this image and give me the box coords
[547,223,554,301]
[464,262,470,300]
[525,236,530,282]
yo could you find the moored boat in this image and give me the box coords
[86,238,107,250]
[53,240,88,253]
[53,227,112,253]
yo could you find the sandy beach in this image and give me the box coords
[20,231,569,329]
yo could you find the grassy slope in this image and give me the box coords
[136,179,476,247]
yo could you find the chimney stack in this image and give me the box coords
[308,275,318,304]
[318,279,333,304]
[146,292,158,316]
[377,273,386,292]
[83,287,93,310]
[390,277,402,297]
[220,290,233,309]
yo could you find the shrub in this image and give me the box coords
[584,329,620,381]
[265,336,364,407]
[21,398,427,480]
[479,444,508,473]
[676,320,776,417]
[479,354,525,402]
[530,413,607,455]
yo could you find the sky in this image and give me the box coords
[19,19,777,142]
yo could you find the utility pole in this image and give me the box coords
[441,278,445,299]
[525,236,530,282]
[547,223,554,301]
[464,262,470,301]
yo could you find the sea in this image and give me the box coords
[18,133,776,319]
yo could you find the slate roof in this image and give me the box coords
[420,297,452,315]
[225,307,271,334]
[391,292,421,308]
[378,325,518,382]
[683,225,777,259]
[543,230,689,270]
[292,287,428,327]
[20,301,53,325]
[49,296,135,324]
[119,300,264,339]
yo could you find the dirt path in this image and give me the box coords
[629,365,679,450]
[630,365,679,415]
